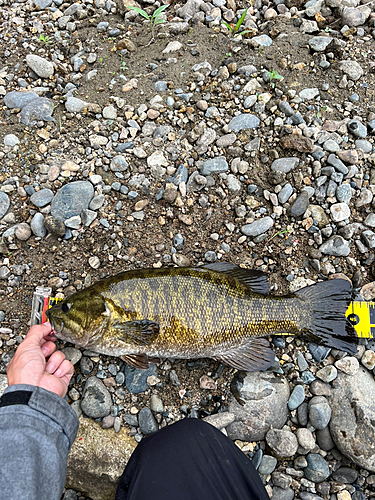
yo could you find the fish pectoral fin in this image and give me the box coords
[113,319,160,346]
[215,339,275,372]
[121,354,150,369]
[202,262,269,295]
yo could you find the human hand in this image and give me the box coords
[6,323,74,398]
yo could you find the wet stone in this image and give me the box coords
[347,120,367,139]
[319,236,350,257]
[201,157,228,176]
[266,428,298,458]
[138,407,158,435]
[290,191,309,217]
[20,97,55,126]
[316,365,337,383]
[227,114,260,132]
[241,217,274,237]
[62,347,82,366]
[125,364,158,394]
[81,376,112,418]
[316,426,335,451]
[30,213,47,238]
[304,453,331,482]
[30,189,54,208]
[51,181,94,222]
[258,455,277,475]
[308,396,332,429]
[0,192,10,219]
[271,157,299,173]
[331,467,358,484]
[288,385,305,410]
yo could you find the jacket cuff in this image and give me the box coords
[2,384,79,447]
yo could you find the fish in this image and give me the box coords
[46,262,359,372]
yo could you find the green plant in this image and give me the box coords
[125,4,169,40]
[317,105,327,119]
[38,34,53,45]
[222,9,251,42]
[268,69,283,88]
[268,228,293,241]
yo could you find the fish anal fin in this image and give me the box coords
[113,319,160,346]
[215,338,275,372]
[121,354,150,369]
[202,262,269,295]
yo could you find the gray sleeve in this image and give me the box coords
[0,384,79,500]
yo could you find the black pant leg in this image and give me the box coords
[115,418,270,500]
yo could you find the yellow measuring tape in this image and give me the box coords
[345,301,375,339]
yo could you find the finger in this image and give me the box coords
[45,351,66,374]
[24,323,53,347]
[54,359,74,380]
[41,341,57,358]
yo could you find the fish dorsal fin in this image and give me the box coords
[113,319,160,346]
[202,262,269,295]
[215,338,275,372]
[121,354,150,369]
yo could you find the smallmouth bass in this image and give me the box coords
[46,263,358,372]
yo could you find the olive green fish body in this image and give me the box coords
[47,264,358,372]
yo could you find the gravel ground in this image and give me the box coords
[1,0,375,498]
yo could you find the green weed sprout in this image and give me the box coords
[222,9,251,42]
[268,69,283,88]
[125,4,169,40]
[38,34,53,45]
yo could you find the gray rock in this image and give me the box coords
[329,367,375,471]
[290,191,309,217]
[355,139,372,153]
[278,183,293,204]
[33,0,53,9]
[309,36,333,51]
[89,194,105,211]
[44,215,66,237]
[342,7,368,27]
[258,455,277,475]
[266,428,298,457]
[336,184,352,204]
[226,174,241,193]
[20,97,55,126]
[153,81,168,92]
[15,223,31,241]
[65,216,82,229]
[30,213,47,237]
[309,396,332,429]
[149,394,164,413]
[3,134,20,147]
[347,119,367,138]
[316,426,335,451]
[299,88,320,100]
[362,230,375,249]
[138,407,158,435]
[202,412,235,429]
[125,364,158,394]
[30,189,54,208]
[271,157,299,173]
[319,235,350,256]
[249,34,273,47]
[228,114,260,132]
[62,347,82,366]
[169,165,188,185]
[110,155,128,173]
[51,181,94,221]
[288,384,305,410]
[227,372,289,441]
[0,374,8,397]
[241,217,274,237]
[271,487,294,500]
[304,453,330,482]
[338,60,364,81]
[296,427,316,451]
[4,91,39,109]
[65,97,89,113]
[201,157,228,175]
[81,377,112,418]
[278,101,294,116]
[327,154,348,174]
[316,365,337,383]
[330,202,350,222]
[243,96,257,109]
[0,192,10,219]
[26,54,54,78]
[331,466,358,483]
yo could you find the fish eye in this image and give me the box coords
[61,303,71,313]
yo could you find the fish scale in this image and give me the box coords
[47,263,359,372]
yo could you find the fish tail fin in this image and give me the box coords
[296,279,358,354]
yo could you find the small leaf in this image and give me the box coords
[125,5,150,20]
[237,29,252,36]
[222,21,233,31]
[234,8,248,33]
[152,3,169,20]
[153,18,166,25]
